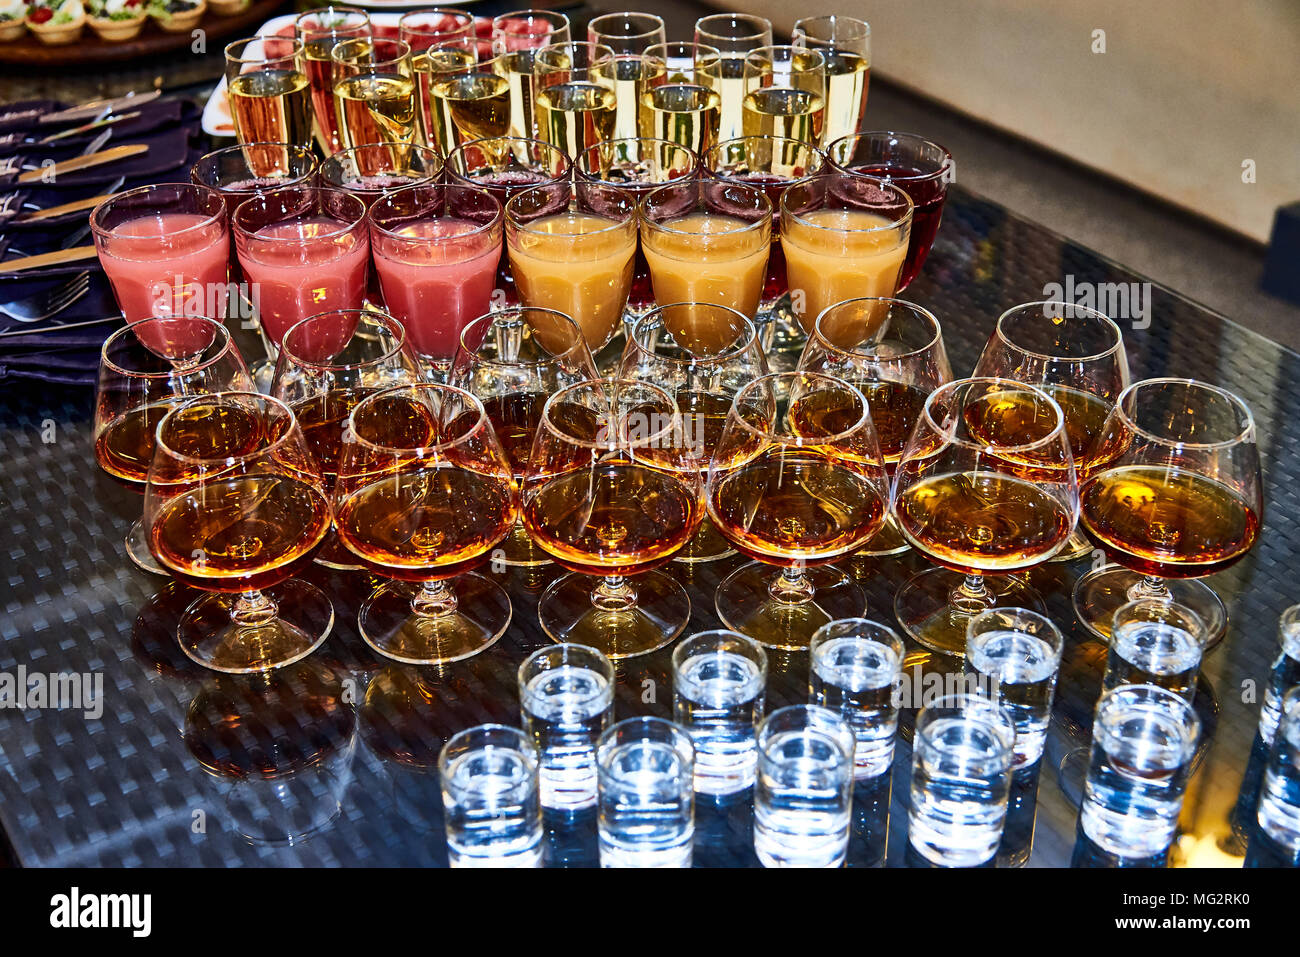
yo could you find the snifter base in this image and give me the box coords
[894,567,1045,657]
[715,562,866,651]
[674,518,737,565]
[1050,529,1094,563]
[499,522,554,568]
[1071,564,1227,649]
[538,571,690,659]
[125,518,168,576]
[178,579,334,674]
[313,528,366,571]
[359,575,511,665]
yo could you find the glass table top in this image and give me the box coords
[0,183,1294,867]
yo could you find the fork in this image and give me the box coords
[0,272,92,323]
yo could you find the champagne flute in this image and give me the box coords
[892,378,1079,655]
[781,170,913,337]
[742,45,826,147]
[619,303,769,563]
[96,316,253,575]
[693,12,772,144]
[586,13,663,141]
[144,393,334,673]
[271,309,423,569]
[426,53,513,155]
[224,37,313,151]
[971,301,1130,561]
[1072,378,1263,646]
[330,37,418,150]
[704,134,823,358]
[824,131,953,290]
[368,183,503,378]
[640,177,771,321]
[232,185,370,374]
[533,41,618,158]
[798,297,954,556]
[586,11,665,54]
[505,179,638,357]
[575,136,699,326]
[707,371,890,649]
[91,183,231,325]
[639,42,723,155]
[492,11,573,140]
[449,306,598,566]
[334,383,518,664]
[295,5,371,155]
[521,379,701,657]
[791,15,871,147]
[412,38,478,154]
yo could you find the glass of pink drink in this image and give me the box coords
[91,183,232,347]
[369,182,503,379]
[233,185,371,369]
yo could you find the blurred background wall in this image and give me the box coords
[724,0,1300,243]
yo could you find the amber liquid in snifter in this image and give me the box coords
[641,214,770,319]
[507,200,637,353]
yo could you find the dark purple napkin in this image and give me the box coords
[0,125,193,191]
[0,100,187,158]
[0,101,62,136]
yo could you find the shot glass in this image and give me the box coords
[908,693,1016,867]
[1081,685,1201,859]
[1103,598,1206,702]
[754,704,855,867]
[439,724,542,867]
[808,618,904,780]
[1261,604,1300,745]
[518,643,615,811]
[596,717,695,867]
[963,607,1064,769]
[1258,686,1300,855]
[672,629,767,795]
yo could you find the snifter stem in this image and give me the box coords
[232,589,280,627]
[950,574,994,616]
[593,575,638,611]
[768,565,815,604]
[412,579,459,617]
[1129,575,1172,602]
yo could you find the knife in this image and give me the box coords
[39,90,161,126]
[38,112,141,146]
[15,143,146,185]
[0,315,122,339]
[13,192,119,223]
[0,245,97,275]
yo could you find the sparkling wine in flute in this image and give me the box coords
[433,71,512,147]
[819,51,869,148]
[414,44,476,153]
[602,55,652,141]
[228,68,314,149]
[741,86,824,146]
[334,72,418,149]
[713,57,748,143]
[1080,466,1261,578]
[534,82,617,158]
[639,84,721,155]
[494,49,542,140]
[895,471,1075,573]
[302,36,351,154]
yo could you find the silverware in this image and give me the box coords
[0,273,92,323]
[37,112,141,146]
[20,129,112,172]
[39,91,161,126]
[14,144,146,186]
[0,314,120,339]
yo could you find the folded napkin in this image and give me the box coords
[0,99,188,159]
[0,124,194,192]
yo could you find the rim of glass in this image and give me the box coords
[348,381,489,455]
[643,40,722,63]
[539,377,680,451]
[575,137,700,184]
[294,5,369,35]
[280,309,409,372]
[704,135,825,180]
[438,723,533,778]
[965,605,1065,654]
[596,715,692,759]
[91,182,227,241]
[915,692,1017,743]
[505,181,634,235]
[811,297,942,362]
[330,35,412,66]
[825,130,954,183]
[366,182,501,241]
[493,9,570,33]
[518,642,615,697]
[101,316,234,377]
[320,141,442,174]
[810,616,905,657]
[457,306,588,367]
[694,12,772,42]
[781,172,914,233]
[1112,376,1256,450]
[628,303,757,365]
[729,370,871,446]
[224,35,303,66]
[154,391,297,466]
[535,39,615,71]
[1095,683,1202,737]
[671,628,769,672]
[398,7,474,32]
[233,184,368,240]
[922,376,1068,454]
[994,300,1124,363]
[587,11,665,37]
[757,704,854,756]
[640,179,771,235]
[194,142,319,183]
[1111,596,1208,646]
[444,135,572,175]
[743,44,826,70]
